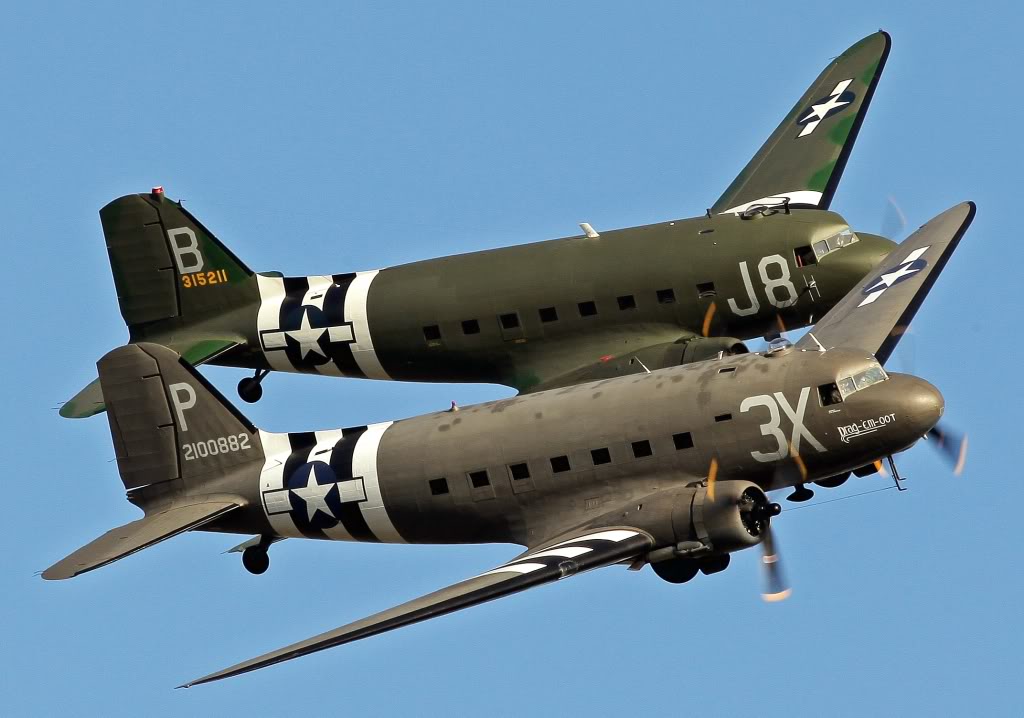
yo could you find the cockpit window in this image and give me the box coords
[837,362,888,399]
[813,228,860,260]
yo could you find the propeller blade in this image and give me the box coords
[927,424,968,476]
[759,510,791,603]
[881,195,908,240]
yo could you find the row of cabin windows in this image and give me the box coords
[421,287,683,343]
[426,432,693,496]
[422,247,819,343]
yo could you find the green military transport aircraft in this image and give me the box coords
[44,201,975,686]
[62,31,895,418]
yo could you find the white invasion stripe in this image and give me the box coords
[479,563,548,578]
[344,270,390,380]
[259,430,299,538]
[549,529,639,548]
[721,190,824,215]
[301,275,338,377]
[353,421,405,543]
[255,274,293,372]
[523,546,593,562]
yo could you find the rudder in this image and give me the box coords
[100,188,258,336]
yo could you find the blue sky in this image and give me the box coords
[4,2,1020,715]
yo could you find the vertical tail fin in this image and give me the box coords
[43,343,263,580]
[100,343,264,496]
[101,188,258,337]
[711,31,891,214]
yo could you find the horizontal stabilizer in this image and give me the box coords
[61,339,239,419]
[42,499,243,580]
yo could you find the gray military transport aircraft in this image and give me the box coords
[43,201,975,687]
[62,31,895,417]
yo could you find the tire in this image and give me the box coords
[242,547,270,575]
[651,557,700,584]
[238,377,263,403]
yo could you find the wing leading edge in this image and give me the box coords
[181,528,653,687]
[796,201,976,363]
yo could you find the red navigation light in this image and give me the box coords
[151,186,164,199]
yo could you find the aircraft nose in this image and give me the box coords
[896,374,945,434]
[845,232,898,274]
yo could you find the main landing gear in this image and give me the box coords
[242,536,274,575]
[238,369,270,403]
[651,554,731,584]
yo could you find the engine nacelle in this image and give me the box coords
[671,480,770,554]
[680,336,749,365]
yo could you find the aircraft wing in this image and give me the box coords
[711,31,890,215]
[60,338,239,418]
[511,330,717,394]
[181,527,653,687]
[796,202,975,363]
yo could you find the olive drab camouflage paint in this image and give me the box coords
[46,199,976,685]
[62,32,894,417]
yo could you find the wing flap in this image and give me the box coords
[796,202,975,362]
[182,528,652,687]
[42,499,243,580]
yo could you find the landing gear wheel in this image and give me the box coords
[651,557,700,584]
[698,554,731,576]
[815,472,850,489]
[242,547,270,575]
[237,377,264,404]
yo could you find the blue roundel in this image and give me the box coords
[287,461,341,531]
[862,258,927,295]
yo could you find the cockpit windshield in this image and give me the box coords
[813,228,860,260]
[837,362,888,399]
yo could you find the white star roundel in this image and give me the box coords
[796,79,855,137]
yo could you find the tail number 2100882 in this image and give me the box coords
[183,434,252,461]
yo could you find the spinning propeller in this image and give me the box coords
[736,482,790,602]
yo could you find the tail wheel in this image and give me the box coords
[238,377,264,403]
[242,547,270,575]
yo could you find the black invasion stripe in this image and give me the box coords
[276,276,312,372]
[284,431,327,540]
[328,426,378,542]
[323,273,364,378]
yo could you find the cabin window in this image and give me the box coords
[578,300,598,317]
[550,455,571,473]
[461,319,480,335]
[819,382,843,406]
[794,245,817,267]
[422,325,441,342]
[673,432,694,450]
[539,306,559,323]
[591,447,612,465]
[429,478,449,495]
[508,462,531,480]
[499,312,520,330]
[696,282,717,299]
[656,288,676,304]
[715,413,733,423]
[631,439,653,458]
[468,470,490,488]
[617,294,637,311]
